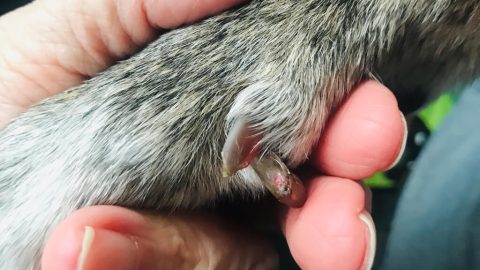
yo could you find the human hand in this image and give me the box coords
[0,0,242,127]
[285,81,406,269]
[0,1,406,269]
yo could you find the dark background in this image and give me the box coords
[1,0,30,15]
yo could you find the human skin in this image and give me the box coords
[0,0,406,269]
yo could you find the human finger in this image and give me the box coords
[42,206,277,270]
[313,81,407,180]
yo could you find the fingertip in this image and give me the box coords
[284,177,370,270]
[359,211,376,270]
[41,221,81,270]
[313,81,405,179]
[78,226,140,270]
[41,206,148,270]
[384,112,408,170]
[43,225,140,270]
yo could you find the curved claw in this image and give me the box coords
[222,120,305,208]
[221,120,261,177]
[251,152,306,208]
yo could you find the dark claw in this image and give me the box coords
[222,120,305,207]
[251,152,306,208]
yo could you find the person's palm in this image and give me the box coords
[0,0,241,126]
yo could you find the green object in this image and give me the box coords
[364,172,395,188]
[418,94,456,131]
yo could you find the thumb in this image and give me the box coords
[42,206,277,270]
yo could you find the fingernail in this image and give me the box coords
[77,226,139,270]
[77,226,95,270]
[359,212,376,270]
[386,112,408,170]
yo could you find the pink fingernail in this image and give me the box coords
[76,226,140,270]
[77,226,95,270]
[386,112,408,170]
[359,211,376,270]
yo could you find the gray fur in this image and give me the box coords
[1,0,480,268]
